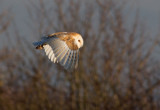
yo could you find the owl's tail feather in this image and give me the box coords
[33,40,46,49]
[33,35,49,49]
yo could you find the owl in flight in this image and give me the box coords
[33,32,84,70]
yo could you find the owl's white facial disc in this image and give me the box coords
[73,35,83,48]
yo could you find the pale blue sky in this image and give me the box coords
[129,0,160,32]
[1,0,160,37]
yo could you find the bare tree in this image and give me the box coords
[0,0,159,110]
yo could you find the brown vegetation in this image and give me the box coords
[0,0,160,110]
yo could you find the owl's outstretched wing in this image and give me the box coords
[43,37,79,70]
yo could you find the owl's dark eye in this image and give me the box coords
[78,40,81,42]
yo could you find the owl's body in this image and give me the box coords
[33,32,84,70]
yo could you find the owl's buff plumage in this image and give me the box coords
[33,32,84,70]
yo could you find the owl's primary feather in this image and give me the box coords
[33,32,83,70]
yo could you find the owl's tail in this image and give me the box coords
[33,36,48,49]
[33,41,44,49]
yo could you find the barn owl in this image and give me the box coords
[33,32,84,70]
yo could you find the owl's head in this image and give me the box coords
[73,34,84,49]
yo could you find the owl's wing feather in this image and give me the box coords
[45,45,52,56]
[65,50,73,69]
[48,50,53,59]
[75,50,79,69]
[62,50,70,66]
[56,45,68,62]
[44,45,57,63]
[44,37,79,70]
[70,51,75,69]
[64,51,71,69]
[72,50,78,68]
[51,53,55,62]
[54,45,65,57]
[58,47,68,62]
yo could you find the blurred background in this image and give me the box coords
[0,0,160,110]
